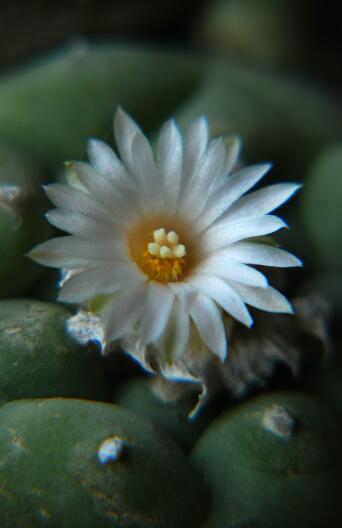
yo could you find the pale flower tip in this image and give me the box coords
[286,302,295,315]
[247,317,254,329]
[86,137,98,151]
[292,254,304,267]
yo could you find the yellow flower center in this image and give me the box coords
[139,227,187,282]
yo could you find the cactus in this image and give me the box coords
[302,144,342,273]
[0,141,52,297]
[114,377,215,452]
[0,44,201,168]
[0,299,108,403]
[0,398,210,527]
[191,391,342,527]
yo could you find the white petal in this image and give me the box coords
[138,283,175,344]
[46,209,115,239]
[86,140,141,221]
[219,242,303,267]
[203,215,287,253]
[59,264,146,303]
[28,236,126,269]
[71,162,127,212]
[131,132,159,211]
[103,283,147,342]
[222,183,302,222]
[195,256,268,288]
[191,293,227,361]
[87,138,126,181]
[212,135,242,189]
[157,119,183,212]
[113,107,141,172]
[229,283,294,314]
[180,138,226,220]
[224,135,242,175]
[189,275,253,327]
[179,116,209,195]
[157,298,190,362]
[44,183,115,226]
[169,282,198,313]
[196,163,271,231]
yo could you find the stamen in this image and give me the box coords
[173,244,186,258]
[167,231,179,245]
[148,242,160,256]
[160,246,173,259]
[153,228,166,244]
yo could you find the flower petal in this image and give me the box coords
[213,135,242,188]
[169,282,198,313]
[27,236,126,268]
[219,242,302,267]
[189,275,253,327]
[46,209,115,239]
[178,116,209,196]
[191,293,227,361]
[221,183,302,222]
[180,138,226,220]
[157,298,190,362]
[87,138,126,181]
[103,283,148,342]
[229,283,294,314]
[195,256,268,288]
[203,215,287,253]
[113,107,141,172]
[44,183,115,226]
[224,135,242,176]
[138,283,175,345]
[70,162,128,213]
[58,264,146,303]
[196,163,271,231]
[157,118,183,213]
[131,131,159,211]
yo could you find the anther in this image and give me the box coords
[160,246,173,259]
[173,244,186,258]
[148,242,160,256]
[153,228,166,244]
[167,231,179,245]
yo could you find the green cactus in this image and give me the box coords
[0,299,108,403]
[114,377,215,452]
[302,144,342,273]
[0,44,201,168]
[0,398,210,527]
[191,391,342,527]
[0,141,53,297]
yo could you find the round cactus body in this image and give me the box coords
[114,377,214,452]
[191,391,342,528]
[0,398,210,528]
[0,141,52,297]
[0,299,108,403]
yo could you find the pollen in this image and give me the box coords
[139,228,187,282]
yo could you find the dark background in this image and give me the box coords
[0,0,341,94]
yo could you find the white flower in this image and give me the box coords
[29,108,301,365]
